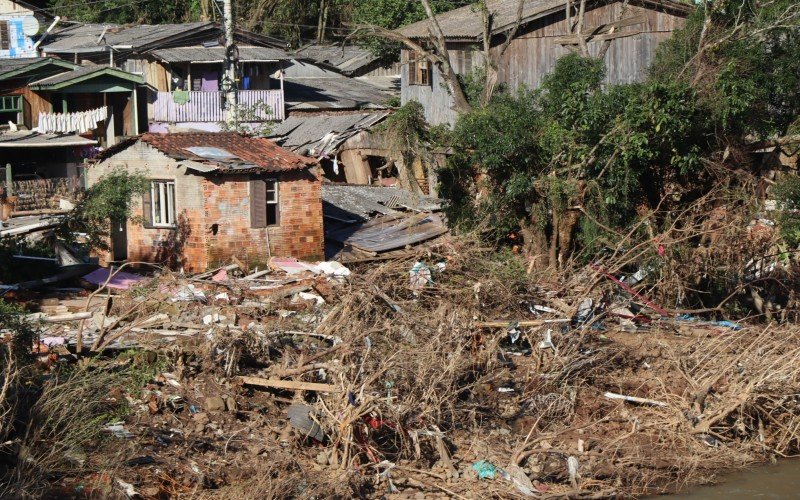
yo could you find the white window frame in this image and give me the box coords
[151,180,176,228]
[266,179,279,226]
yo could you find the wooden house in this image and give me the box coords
[397,0,693,125]
[40,23,293,131]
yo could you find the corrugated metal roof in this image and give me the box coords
[42,22,214,53]
[283,76,390,111]
[30,65,143,88]
[293,44,378,75]
[271,112,389,156]
[398,0,692,40]
[150,45,291,63]
[0,58,44,74]
[322,184,442,221]
[0,132,96,147]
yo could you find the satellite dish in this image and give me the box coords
[22,16,40,37]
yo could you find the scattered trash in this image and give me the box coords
[82,267,147,290]
[472,460,497,479]
[287,404,325,441]
[315,261,351,277]
[409,261,432,290]
[537,329,555,350]
[604,391,668,408]
[105,423,134,439]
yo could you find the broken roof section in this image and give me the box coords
[283,76,390,111]
[271,111,389,157]
[322,184,442,222]
[398,0,692,40]
[97,132,317,174]
[292,44,382,76]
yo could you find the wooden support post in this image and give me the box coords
[5,163,12,197]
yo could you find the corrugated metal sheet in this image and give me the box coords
[271,112,389,156]
[151,45,291,63]
[326,212,448,253]
[0,132,96,147]
[397,0,691,40]
[293,44,377,74]
[284,77,390,111]
[42,22,214,53]
[322,184,442,222]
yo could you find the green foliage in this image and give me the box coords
[352,0,455,62]
[0,300,40,357]
[652,0,800,138]
[442,51,718,257]
[49,0,200,24]
[218,100,275,136]
[57,169,149,251]
[773,175,800,247]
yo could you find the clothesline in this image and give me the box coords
[37,107,108,135]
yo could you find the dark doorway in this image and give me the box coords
[111,219,128,261]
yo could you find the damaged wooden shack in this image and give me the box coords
[322,184,448,262]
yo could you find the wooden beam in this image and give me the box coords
[239,375,341,393]
[556,29,643,46]
[475,319,569,328]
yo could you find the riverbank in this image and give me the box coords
[1,240,799,498]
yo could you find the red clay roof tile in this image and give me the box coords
[138,132,317,173]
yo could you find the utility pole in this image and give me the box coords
[222,0,238,127]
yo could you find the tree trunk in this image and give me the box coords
[317,0,329,43]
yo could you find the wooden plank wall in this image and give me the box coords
[401,1,686,126]
[400,43,485,127]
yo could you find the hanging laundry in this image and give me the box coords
[37,107,109,134]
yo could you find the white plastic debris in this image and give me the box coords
[567,456,580,487]
[409,262,432,290]
[297,291,325,305]
[537,329,555,350]
[315,260,351,277]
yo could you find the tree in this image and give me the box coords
[56,169,150,251]
[49,0,200,24]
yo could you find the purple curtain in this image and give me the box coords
[201,71,219,91]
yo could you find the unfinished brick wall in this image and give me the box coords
[88,141,324,273]
[203,169,324,269]
[87,142,208,271]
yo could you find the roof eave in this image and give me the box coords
[31,68,144,90]
[0,59,78,82]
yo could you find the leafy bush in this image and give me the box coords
[56,169,149,251]
[773,175,800,247]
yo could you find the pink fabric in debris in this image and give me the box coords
[212,269,228,282]
[82,267,146,290]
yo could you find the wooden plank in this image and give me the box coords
[475,319,569,328]
[555,29,643,45]
[239,376,340,393]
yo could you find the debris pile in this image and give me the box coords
[3,239,800,498]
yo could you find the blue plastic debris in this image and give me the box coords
[473,460,497,479]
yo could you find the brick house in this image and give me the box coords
[87,132,323,272]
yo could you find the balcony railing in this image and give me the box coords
[152,90,284,123]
